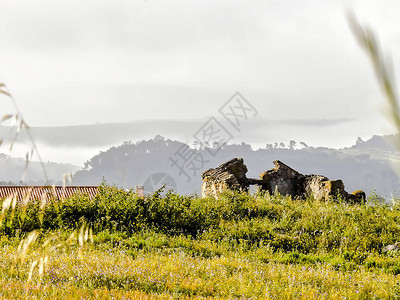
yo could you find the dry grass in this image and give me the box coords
[0,83,48,182]
[0,240,399,299]
[0,12,400,300]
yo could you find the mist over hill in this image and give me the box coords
[72,134,400,198]
[0,118,376,167]
[1,129,399,198]
[0,118,363,149]
[0,153,80,185]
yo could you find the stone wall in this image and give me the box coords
[201,158,365,203]
[201,158,249,198]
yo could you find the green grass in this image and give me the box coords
[1,242,400,299]
[2,186,400,298]
[0,12,398,299]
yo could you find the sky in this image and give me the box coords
[0,0,400,164]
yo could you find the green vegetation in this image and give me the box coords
[1,11,399,300]
[2,185,400,299]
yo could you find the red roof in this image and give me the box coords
[0,186,99,203]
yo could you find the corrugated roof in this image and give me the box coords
[0,186,99,203]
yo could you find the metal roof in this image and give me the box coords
[0,186,99,203]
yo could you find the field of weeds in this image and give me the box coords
[1,185,400,299]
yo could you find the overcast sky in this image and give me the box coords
[0,0,400,152]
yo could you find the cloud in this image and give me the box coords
[0,0,398,143]
[277,118,354,127]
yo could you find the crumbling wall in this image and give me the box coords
[259,160,305,198]
[201,158,365,203]
[303,175,347,201]
[201,158,249,198]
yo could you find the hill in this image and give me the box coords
[0,153,80,185]
[72,135,400,198]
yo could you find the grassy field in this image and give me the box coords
[2,185,400,299]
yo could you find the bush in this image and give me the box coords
[2,184,400,256]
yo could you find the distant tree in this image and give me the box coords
[240,142,252,151]
[300,142,309,149]
[193,141,203,150]
[0,181,17,186]
[289,140,296,150]
[154,135,165,141]
[279,142,286,149]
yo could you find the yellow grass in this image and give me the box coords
[0,241,399,299]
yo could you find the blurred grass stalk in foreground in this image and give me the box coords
[0,83,48,182]
[348,14,400,149]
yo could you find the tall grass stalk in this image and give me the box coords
[0,82,91,290]
[348,14,400,148]
[0,83,48,182]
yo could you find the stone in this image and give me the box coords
[256,161,347,200]
[201,158,249,198]
[383,242,400,253]
[347,190,366,204]
[258,160,305,197]
[303,176,347,201]
[201,158,366,203]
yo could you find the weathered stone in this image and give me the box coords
[201,158,366,203]
[201,158,249,198]
[383,242,400,253]
[258,160,305,197]
[347,190,366,204]
[303,176,347,201]
[257,161,356,201]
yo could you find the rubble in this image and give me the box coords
[201,158,365,203]
[201,158,249,198]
